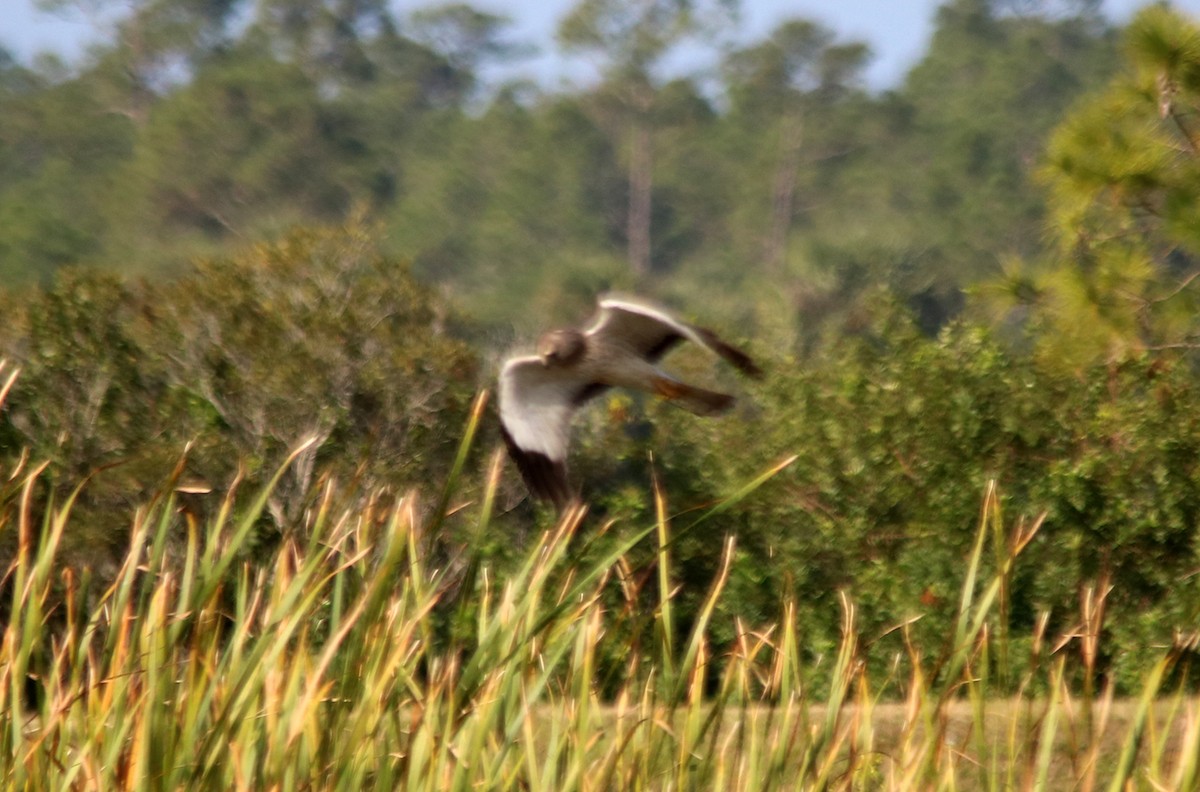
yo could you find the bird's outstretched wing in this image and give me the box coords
[498,355,604,508]
[586,296,763,378]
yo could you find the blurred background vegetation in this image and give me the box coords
[3,0,1200,690]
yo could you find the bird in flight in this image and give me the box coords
[498,295,762,509]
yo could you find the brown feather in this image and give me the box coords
[500,425,575,510]
[692,326,763,379]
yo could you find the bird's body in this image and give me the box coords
[498,295,761,508]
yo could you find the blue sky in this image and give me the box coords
[5,1,1200,90]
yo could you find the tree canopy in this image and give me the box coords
[3,0,1121,338]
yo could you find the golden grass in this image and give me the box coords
[0,381,1197,790]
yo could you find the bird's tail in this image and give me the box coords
[652,376,735,416]
[693,326,764,378]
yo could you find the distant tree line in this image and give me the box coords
[4,0,1122,338]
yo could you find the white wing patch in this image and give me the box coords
[498,355,585,463]
[592,294,763,378]
[590,296,709,351]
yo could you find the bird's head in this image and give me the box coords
[537,329,586,367]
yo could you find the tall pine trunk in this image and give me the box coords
[627,116,653,277]
[626,81,654,277]
[765,112,803,274]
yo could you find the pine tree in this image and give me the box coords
[980,6,1200,367]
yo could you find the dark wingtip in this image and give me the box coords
[500,426,576,510]
[695,327,764,379]
[709,392,737,414]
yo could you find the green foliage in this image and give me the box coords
[8,230,1200,694]
[3,0,1122,332]
[978,5,1200,367]
[408,3,525,79]
[133,48,345,234]
[0,64,135,283]
[874,0,1115,314]
[557,0,735,75]
[555,302,1200,691]
[0,223,477,569]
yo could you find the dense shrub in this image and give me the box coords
[560,300,1200,691]
[0,224,478,570]
[4,242,1200,691]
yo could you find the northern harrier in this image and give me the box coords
[498,295,762,508]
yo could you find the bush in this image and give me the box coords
[4,236,1199,693]
[564,300,1200,691]
[0,223,478,571]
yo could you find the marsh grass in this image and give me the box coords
[1,377,1198,790]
